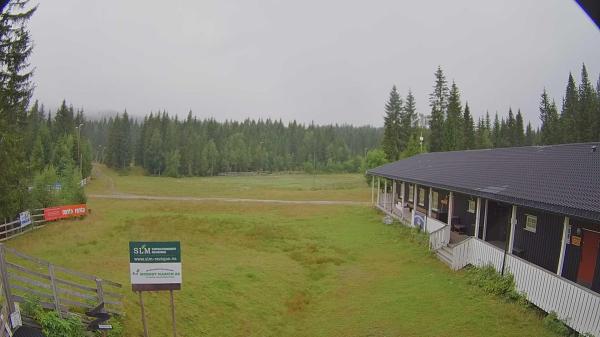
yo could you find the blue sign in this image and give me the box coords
[53,182,62,191]
[413,211,427,230]
[19,211,31,228]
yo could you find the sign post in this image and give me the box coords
[129,241,181,337]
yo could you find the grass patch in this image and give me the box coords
[5,168,561,337]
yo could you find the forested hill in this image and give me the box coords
[85,114,383,176]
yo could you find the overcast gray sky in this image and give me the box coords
[29,0,600,127]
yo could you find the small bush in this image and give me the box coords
[465,265,523,300]
[542,312,570,336]
[20,296,124,337]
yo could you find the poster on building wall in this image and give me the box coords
[43,204,87,221]
[414,211,427,230]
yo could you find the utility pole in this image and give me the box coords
[76,123,84,178]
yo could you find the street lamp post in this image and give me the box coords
[419,132,424,153]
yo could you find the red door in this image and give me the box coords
[577,230,600,287]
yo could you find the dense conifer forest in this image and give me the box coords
[1,0,599,222]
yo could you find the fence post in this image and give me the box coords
[96,278,105,305]
[47,264,62,317]
[0,245,14,315]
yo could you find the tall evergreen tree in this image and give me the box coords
[492,113,501,147]
[401,89,417,147]
[0,0,36,218]
[539,89,560,145]
[560,73,578,143]
[381,85,403,160]
[429,66,449,152]
[514,110,525,146]
[462,103,475,149]
[525,123,535,146]
[576,64,597,142]
[443,81,464,151]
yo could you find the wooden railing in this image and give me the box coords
[468,239,600,336]
[0,244,123,320]
[451,238,472,270]
[429,224,450,251]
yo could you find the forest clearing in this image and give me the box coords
[4,168,559,337]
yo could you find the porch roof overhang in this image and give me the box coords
[367,143,600,222]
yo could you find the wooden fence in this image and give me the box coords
[0,244,123,325]
[0,209,45,242]
[467,238,600,336]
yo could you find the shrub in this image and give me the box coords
[465,265,524,301]
[542,312,570,336]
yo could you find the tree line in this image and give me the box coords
[0,2,89,220]
[85,113,382,177]
[380,65,600,161]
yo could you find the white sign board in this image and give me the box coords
[19,211,31,228]
[129,241,181,291]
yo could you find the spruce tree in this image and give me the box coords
[429,66,449,152]
[560,73,578,143]
[401,89,417,148]
[525,123,535,146]
[462,103,475,149]
[492,113,501,147]
[0,0,36,218]
[443,81,464,151]
[539,89,560,144]
[577,64,596,142]
[506,108,516,146]
[514,110,525,146]
[381,85,403,160]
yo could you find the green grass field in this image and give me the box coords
[6,168,557,336]
[87,165,371,202]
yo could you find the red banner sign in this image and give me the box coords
[43,204,87,221]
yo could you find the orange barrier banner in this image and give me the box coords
[43,204,87,221]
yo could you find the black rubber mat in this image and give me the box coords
[13,326,45,337]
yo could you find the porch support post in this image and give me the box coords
[377,177,380,206]
[508,205,517,254]
[391,181,396,211]
[411,184,417,227]
[557,217,569,276]
[447,191,454,227]
[427,187,432,217]
[384,179,388,210]
[474,197,481,239]
[482,199,489,240]
[371,176,375,205]
[400,182,404,206]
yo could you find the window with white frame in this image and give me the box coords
[408,185,414,202]
[468,199,476,213]
[431,191,439,211]
[525,214,537,233]
[418,188,425,206]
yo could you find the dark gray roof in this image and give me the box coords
[367,143,600,222]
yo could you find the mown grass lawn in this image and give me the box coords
[87,164,371,202]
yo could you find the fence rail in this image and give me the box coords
[0,209,46,242]
[0,244,123,322]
